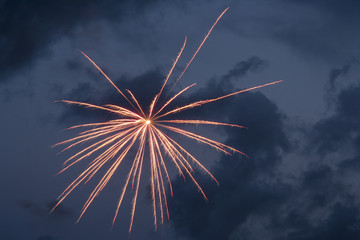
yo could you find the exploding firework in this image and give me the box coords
[53,8,281,232]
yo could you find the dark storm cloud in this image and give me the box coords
[221,56,267,83]
[65,59,83,72]
[18,200,72,218]
[274,69,360,240]
[57,68,164,124]
[273,203,360,240]
[219,163,360,240]
[327,59,357,91]
[169,59,360,239]
[169,94,290,239]
[168,57,290,239]
[265,0,360,59]
[0,0,160,83]
[36,236,58,240]
[289,0,360,19]
[311,84,360,156]
[310,80,360,198]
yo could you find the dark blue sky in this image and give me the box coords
[2,0,360,239]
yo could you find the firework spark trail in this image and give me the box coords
[157,37,187,102]
[54,7,282,232]
[154,83,196,117]
[154,80,282,120]
[168,7,229,95]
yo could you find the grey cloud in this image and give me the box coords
[57,68,164,124]
[221,57,268,84]
[169,57,360,240]
[36,235,58,240]
[289,0,360,19]
[18,200,72,219]
[169,91,290,239]
[271,203,360,240]
[0,0,161,83]
[327,59,357,91]
[310,84,360,156]
[243,0,360,60]
[168,57,290,240]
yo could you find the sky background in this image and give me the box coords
[2,0,360,239]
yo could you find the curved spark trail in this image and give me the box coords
[53,8,282,232]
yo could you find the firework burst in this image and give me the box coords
[53,8,281,232]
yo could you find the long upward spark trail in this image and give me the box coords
[53,8,282,233]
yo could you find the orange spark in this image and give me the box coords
[53,7,282,233]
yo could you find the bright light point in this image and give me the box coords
[146,120,151,125]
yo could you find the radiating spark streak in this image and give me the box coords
[65,128,139,190]
[130,128,146,190]
[153,83,196,118]
[148,37,187,117]
[64,119,134,131]
[112,128,147,226]
[59,127,140,175]
[75,123,131,137]
[156,37,187,104]
[130,125,150,190]
[151,128,173,197]
[155,128,218,185]
[57,122,138,154]
[157,131,196,181]
[54,7,282,233]
[157,123,236,155]
[149,129,160,228]
[129,138,144,233]
[155,80,282,120]
[156,149,171,221]
[104,104,144,119]
[58,135,126,175]
[148,95,158,119]
[78,127,143,222]
[72,129,140,181]
[153,127,208,200]
[78,128,146,213]
[168,7,229,94]
[52,128,141,213]
[79,51,136,110]
[150,128,170,221]
[152,128,186,179]
[126,89,146,117]
[60,100,138,118]
[157,119,246,129]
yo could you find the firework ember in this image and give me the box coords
[53,7,282,232]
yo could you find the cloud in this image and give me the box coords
[168,58,360,240]
[236,0,360,60]
[327,59,358,91]
[0,0,161,83]
[310,83,360,156]
[288,0,360,19]
[221,57,268,84]
[166,57,290,239]
[36,235,58,240]
[18,200,72,219]
[56,67,164,124]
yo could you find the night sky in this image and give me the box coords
[2,0,360,239]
